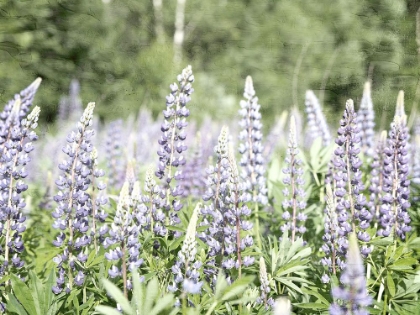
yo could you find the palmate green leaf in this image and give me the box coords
[131,269,144,312]
[387,274,396,297]
[301,287,330,305]
[28,271,45,314]
[7,292,29,315]
[389,258,417,271]
[149,294,174,315]
[144,278,159,313]
[220,276,254,301]
[101,279,133,315]
[10,274,37,315]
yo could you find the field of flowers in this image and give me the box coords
[0,64,420,315]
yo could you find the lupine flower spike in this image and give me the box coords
[321,184,339,283]
[0,103,41,280]
[330,233,372,315]
[168,203,203,294]
[238,76,267,248]
[304,90,331,146]
[104,181,143,298]
[356,81,375,157]
[200,127,254,284]
[156,65,194,231]
[367,131,387,225]
[52,102,107,294]
[281,115,307,243]
[257,257,274,309]
[378,115,411,239]
[330,100,372,260]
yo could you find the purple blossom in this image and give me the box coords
[330,100,372,260]
[281,116,307,242]
[52,102,105,293]
[156,65,194,230]
[105,119,125,190]
[356,82,375,157]
[378,113,411,239]
[238,76,268,205]
[330,233,372,315]
[304,90,331,146]
[200,127,254,283]
[104,181,143,296]
[0,100,40,279]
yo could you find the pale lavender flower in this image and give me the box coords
[281,116,307,242]
[200,128,254,283]
[168,204,202,294]
[0,102,40,278]
[304,90,331,146]
[105,119,125,190]
[104,181,143,296]
[52,102,104,293]
[156,65,194,229]
[330,100,372,259]
[356,82,375,157]
[238,76,268,205]
[378,113,411,239]
[330,233,372,315]
[367,131,387,223]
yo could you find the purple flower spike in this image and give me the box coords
[238,76,268,205]
[304,90,331,146]
[330,233,372,315]
[281,116,307,243]
[52,102,107,293]
[156,65,194,230]
[330,100,372,260]
[378,101,411,239]
[356,82,375,157]
[0,100,40,279]
[199,127,254,283]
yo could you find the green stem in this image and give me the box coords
[254,203,262,249]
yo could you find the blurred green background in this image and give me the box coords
[0,0,419,129]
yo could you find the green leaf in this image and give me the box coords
[293,302,328,310]
[221,276,254,301]
[149,294,174,315]
[144,278,159,312]
[28,271,44,315]
[95,305,122,315]
[10,274,37,315]
[389,258,417,271]
[101,279,133,315]
[387,274,396,297]
[7,292,29,315]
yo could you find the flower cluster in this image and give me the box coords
[137,166,167,236]
[238,76,268,205]
[321,184,340,283]
[103,181,143,297]
[330,233,372,315]
[58,79,83,123]
[105,119,125,190]
[51,102,108,294]
[256,257,274,309]
[0,78,42,124]
[200,127,254,283]
[181,132,206,199]
[378,115,411,239]
[330,100,371,258]
[304,90,331,146]
[280,116,307,242]
[367,131,387,222]
[356,82,375,157]
[0,100,41,278]
[156,65,194,228]
[168,203,203,294]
